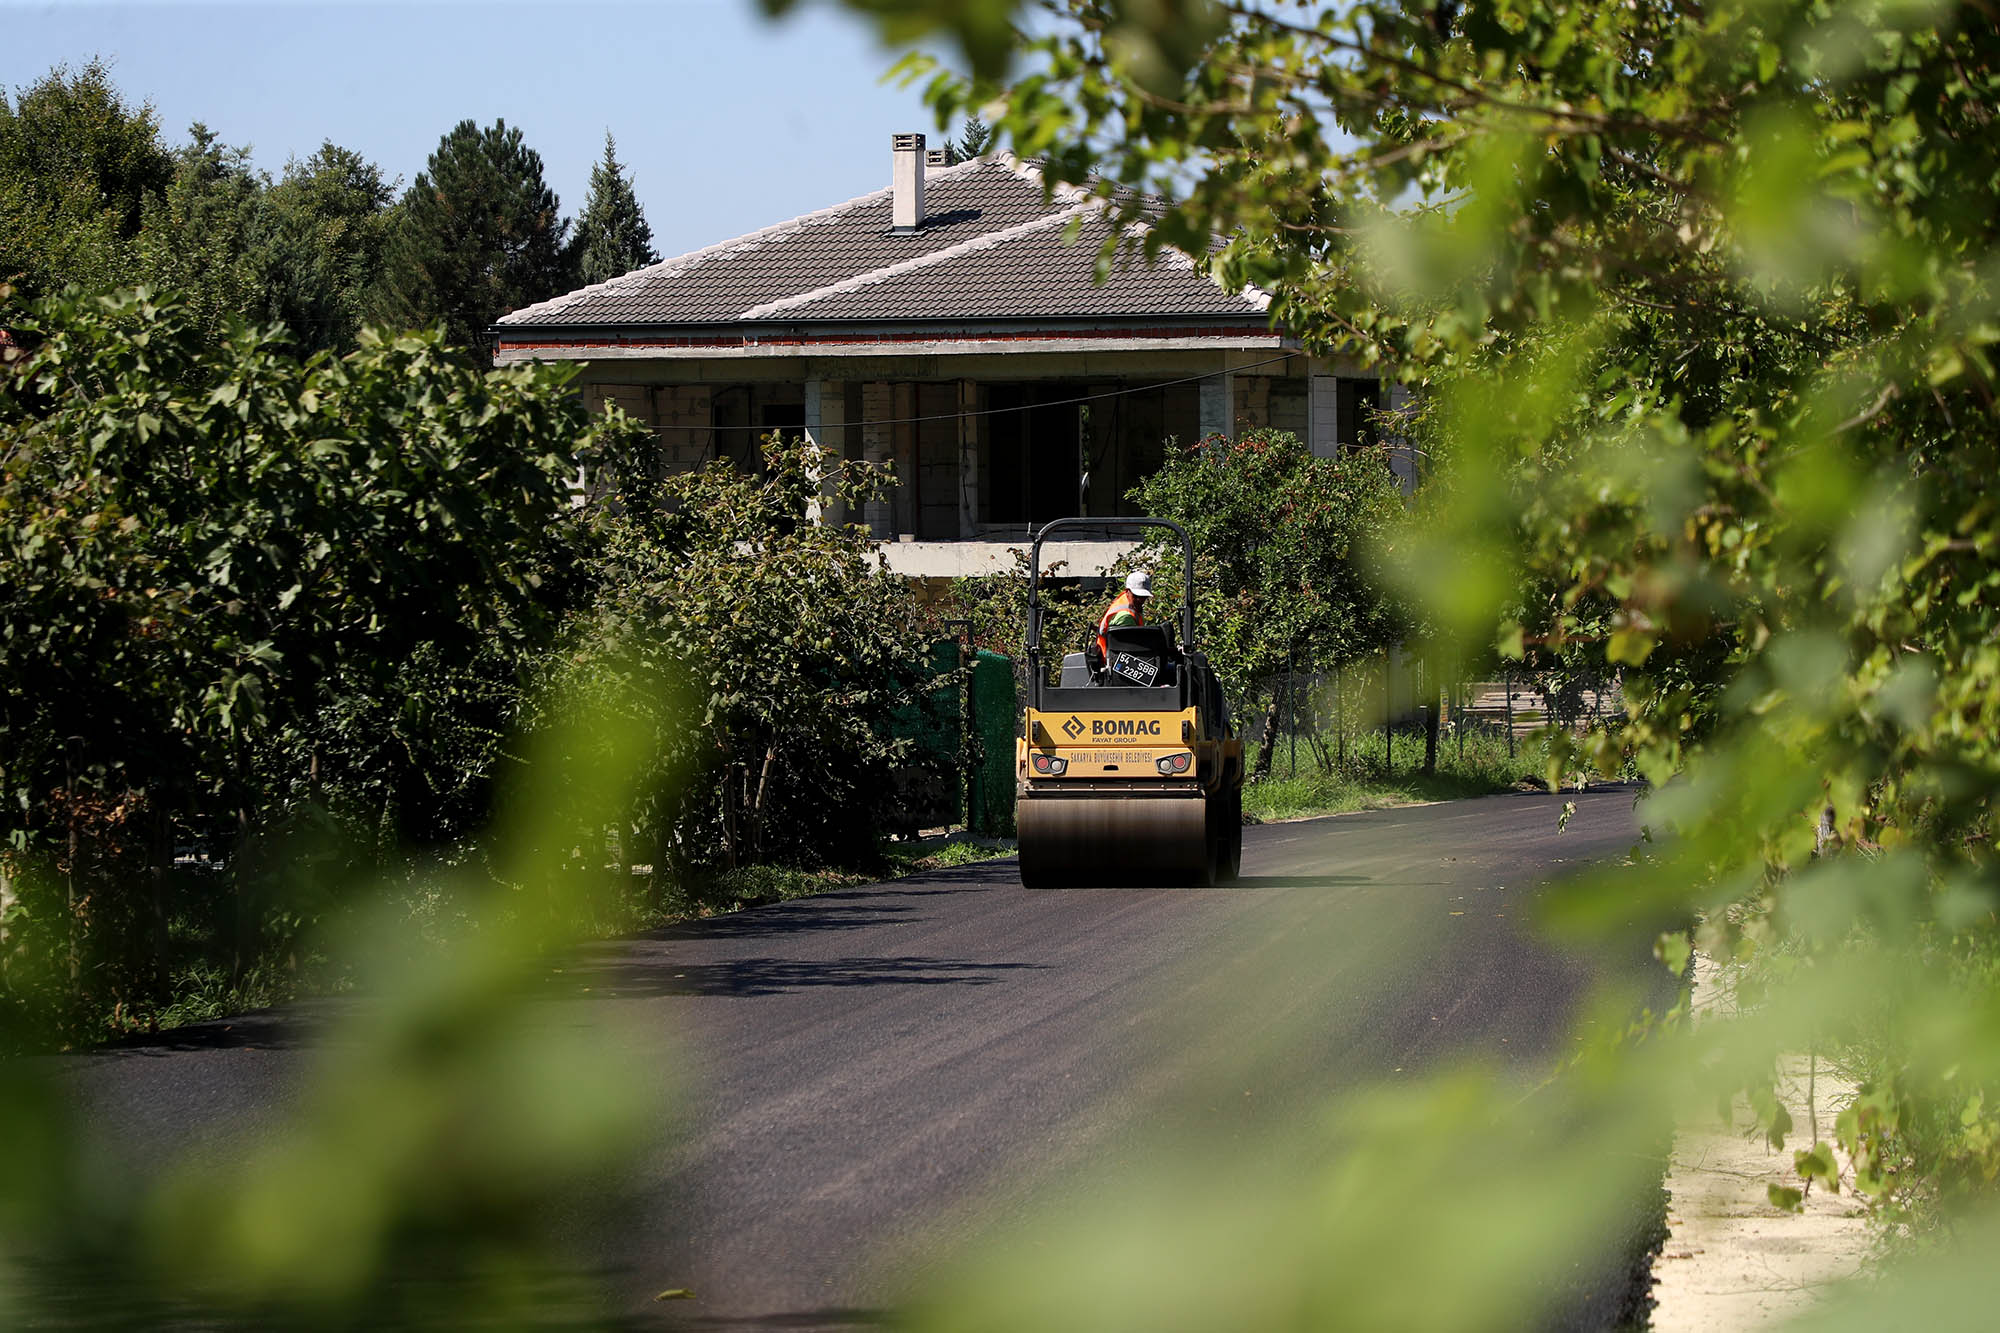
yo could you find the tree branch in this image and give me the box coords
[1213,1,1732,147]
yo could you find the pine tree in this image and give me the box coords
[575,131,658,287]
[376,118,574,358]
[953,117,994,163]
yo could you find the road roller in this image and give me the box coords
[1016,517,1244,887]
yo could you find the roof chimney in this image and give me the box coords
[926,146,949,170]
[892,132,926,233]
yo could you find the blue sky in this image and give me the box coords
[1,1,961,260]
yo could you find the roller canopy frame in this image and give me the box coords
[1025,517,1195,712]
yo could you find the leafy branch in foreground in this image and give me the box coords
[826,0,2000,1312]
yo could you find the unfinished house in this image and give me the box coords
[492,134,1405,576]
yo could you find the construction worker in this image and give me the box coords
[1096,570,1153,663]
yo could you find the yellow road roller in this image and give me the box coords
[1016,517,1244,887]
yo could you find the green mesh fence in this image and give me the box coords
[885,643,1015,838]
[884,638,964,835]
[967,649,1016,838]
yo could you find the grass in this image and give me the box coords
[587,831,1018,935]
[1243,725,1553,823]
[880,832,1017,874]
[692,833,1016,909]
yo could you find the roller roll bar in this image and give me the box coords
[1024,517,1197,712]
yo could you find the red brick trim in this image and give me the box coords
[494,325,1282,353]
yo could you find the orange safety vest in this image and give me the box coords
[1096,590,1146,661]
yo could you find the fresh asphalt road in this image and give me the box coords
[62,783,1660,1329]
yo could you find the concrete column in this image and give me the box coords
[1384,382,1418,494]
[893,382,917,538]
[1199,368,1235,440]
[957,380,979,538]
[862,381,894,537]
[1308,374,1340,457]
[804,378,848,524]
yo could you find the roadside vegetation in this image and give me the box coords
[0,282,982,1052]
[1242,726,1551,823]
[677,834,1016,921]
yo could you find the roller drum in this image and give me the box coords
[1017,793,1214,887]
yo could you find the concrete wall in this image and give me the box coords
[1239,375,1271,431]
[862,381,894,535]
[656,385,713,470]
[916,382,958,540]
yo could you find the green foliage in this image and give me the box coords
[546,433,939,878]
[807,0,2000,1309]
[0,58,170,299]
[0,63,401,354]
[1127,428,1407,700]
[252,142,396,354]
[377,118,576,358]
[133,124,264,342]
[573,131,658,287]
[0,61,626,359]
[0,285,639,1046]
[944,117,993,164]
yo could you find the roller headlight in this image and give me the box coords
[1155,752,1193,775]
[1031,753,1068,775]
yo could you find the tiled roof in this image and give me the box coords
[497,157,1268,330]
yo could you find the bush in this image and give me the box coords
[1126,430,1411,772]
[543,434,942,888]
[0,286,644,1046]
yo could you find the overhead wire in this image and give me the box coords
[629,348,1324,435]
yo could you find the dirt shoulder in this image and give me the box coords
[1649,954,1873,1329]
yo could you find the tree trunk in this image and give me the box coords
[1423,694,1441,774]
[1251,685,1283,778]
[746,741,778,862]
[150,796,171,995]
[718,761,739,873]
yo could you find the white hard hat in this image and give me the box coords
[1125,570,1153,597]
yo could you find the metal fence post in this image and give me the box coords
[65,735,80,986]
[1335,665,1345,766]
[1456,663,1466,765]
[1288,643,1298,779]
[1505,668,1516,759]
[1384,649,1394,774]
